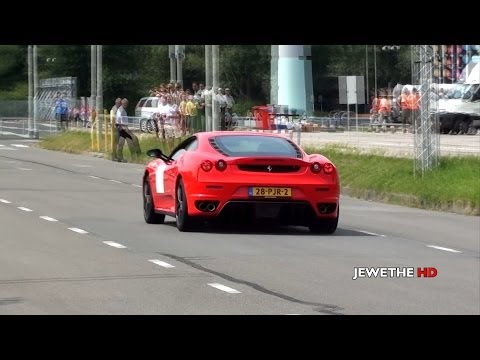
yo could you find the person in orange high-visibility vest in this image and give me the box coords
[407,87,421,133]
[400,87,411,132]
[370,95,381,124]
[378,95,391,124]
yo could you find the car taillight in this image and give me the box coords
[310,162,321,173]
[201,160,213,172]
[215,159,227,171]
[323,163,334,174]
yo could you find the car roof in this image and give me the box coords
[197,131,292,139]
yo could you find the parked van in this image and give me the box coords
[134,96,159,120]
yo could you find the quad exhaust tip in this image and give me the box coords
[197,202,217,212]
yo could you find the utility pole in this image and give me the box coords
[91,45,97,119]
[365,45,369,111]
[374,45,377,98]
[205,45,212,131]
[33,45,39,139]
[28,45,33,138]
[169,45,176,84]
[212,45,219,131]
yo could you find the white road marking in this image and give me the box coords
[207,283,241,294]
[72,164,93,168]
[68,227,89,234]
[88,175,100,179]
[103,241,127,249]
[148,259,175,268]
[131,184,142,188]
[39,216,58,222]
[356,230,386,237]
[109,179,122,183]
[17,207,33,212]
[10,144,29,148]
[427,245,462,253]
[16,167,32,171]
[0,144,4,146]
[0,199,12,204]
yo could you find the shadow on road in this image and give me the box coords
[162,220,374,237]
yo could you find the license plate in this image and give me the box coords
[248,187,292,198]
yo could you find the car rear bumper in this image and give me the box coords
[186,182,339,221]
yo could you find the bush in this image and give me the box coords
[232,100,261,116]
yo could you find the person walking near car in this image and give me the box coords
[110,97,122,161]
[115,98,141,162]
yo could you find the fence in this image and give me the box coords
[0,101,28,118]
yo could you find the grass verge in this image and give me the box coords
[38,132,480,215]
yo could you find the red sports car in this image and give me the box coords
[142,131,340,233]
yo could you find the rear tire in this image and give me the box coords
[143,179,165,224]
[309,205,339,234]
[175,179,197,232]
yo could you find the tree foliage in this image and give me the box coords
[0,44,412,109]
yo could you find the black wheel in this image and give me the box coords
[175,179,197,232]
[143,179,165,224]
[146,119,158,134]
[309,205,339,234]
[139,118,148,133]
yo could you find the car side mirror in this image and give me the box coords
[146,148,163,158]
[146,148,173,162]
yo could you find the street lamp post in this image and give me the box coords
[96,45,103,119]
[33,45,39,139]
[175,45,185,87]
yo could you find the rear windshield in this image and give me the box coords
[210,135,302,158]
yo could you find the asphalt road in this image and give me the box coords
[0,139,479,314]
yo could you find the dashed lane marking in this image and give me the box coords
[148,259,175,268]
[207,283,241,294]
[68,227,89,234]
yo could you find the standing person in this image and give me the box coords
[111,97,122,115]
[196,84,206,132]
[115,98,141,162]
[110,98,122,161]
[55,93,69,131]
[185,95,197,134]
[224,88,235,129]
[216,88,227,130]
[408,88,421,133]
[400,87,411,133]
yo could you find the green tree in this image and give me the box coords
[0,45,28,99]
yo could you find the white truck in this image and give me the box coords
[438,63,480,135]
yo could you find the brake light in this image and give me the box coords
[201,160,213,172]
[310,162,321,173]
[216,159,227,171]
[323,163,334,174]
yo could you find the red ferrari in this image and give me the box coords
[142,131,340,233]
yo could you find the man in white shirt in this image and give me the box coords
[115,98,141,162]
